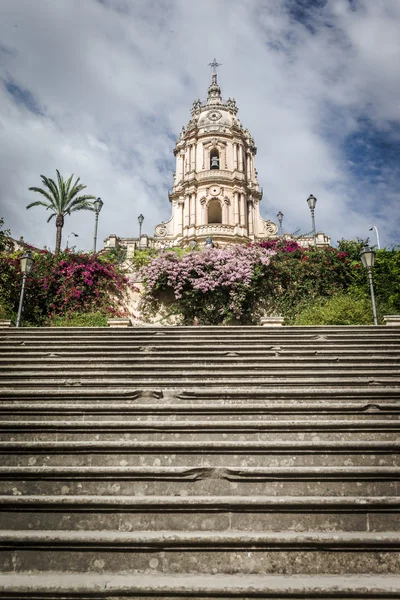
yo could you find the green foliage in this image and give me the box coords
[258,245,356,323]
[0,249,131,326]
[294,293,373,326]
[48,311,108,327]
[27,170,96,253]
[140,239,400,326]
[131,248,159,269]
[0,217,11,252]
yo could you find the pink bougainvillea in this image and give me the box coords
[142,245,275,324]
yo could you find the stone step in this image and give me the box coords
[0,401,399,417]
[1,495,399,532]
[3,357,400,367]
[1,530,400,575]
[1,386,400,399]
[1,418,398,432]
[0,572,399,599]
[2,348,400,357]
[0,359,400,372]
[2,440,398,467]
[2,378,400,391]
[1,474,395,497]
[2,325,399,336]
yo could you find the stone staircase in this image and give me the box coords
[0,325,399,598]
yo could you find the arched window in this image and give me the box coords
[210,148,220,170]
[208,200,222,224]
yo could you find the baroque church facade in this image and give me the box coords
[152,62,277,247]
[105,62,330,255]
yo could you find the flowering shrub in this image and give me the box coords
[141,240,366,325]
[0,249,132,326]
[141,245,275,324]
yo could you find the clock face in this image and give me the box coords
[210,186,220,196]
[207,110,222,122]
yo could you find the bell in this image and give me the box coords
[211,156,219,170]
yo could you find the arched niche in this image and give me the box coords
[210,148,220,170]
[208,199,222,224]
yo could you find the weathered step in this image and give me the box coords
[1,440,399,468]
[2,376,399,390]
[2,364,400,376]
[2,348,400,359]
[1,402,399,418]
[1,418,399,432]
[0,466,396,496]
[0,572,399,599]
[2,356,400,366]
[1,530,400,574]
[0,401,399,418]
[1,495,399,533]
[1,386,400,400]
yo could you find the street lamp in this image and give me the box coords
[306,194,317,246]
[277,211,284,236]
[66,232,78,249]
[138,214,144,250]
[93,197,104,252]
[360,245,378,326]
[16,250,34,328]
[369,226,381,250]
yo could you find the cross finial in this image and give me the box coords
[208,58,222,73]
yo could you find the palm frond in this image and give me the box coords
[68,181,86,201]
[40,176,61,208]
[26,200,52,210]
[46,212,57,223]
[69,203,96,213]
[28,187,55,205]
[68,197,97,212]
[64,173,75,198]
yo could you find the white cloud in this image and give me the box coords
[0,0,399,250]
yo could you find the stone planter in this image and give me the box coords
[107,318,132,328]
[383,315,400,326]
[260,316,284,327]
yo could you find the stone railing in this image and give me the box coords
[196,170,233,182]
[196,225,235,235]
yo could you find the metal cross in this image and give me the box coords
[208,58,222,72]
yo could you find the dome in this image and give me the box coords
[197,106,233,129]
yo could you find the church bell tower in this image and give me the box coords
[154,60,278,246]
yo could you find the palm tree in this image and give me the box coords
[27,170,96,253]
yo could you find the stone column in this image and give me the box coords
[191,144,196,171]
[184,195,190,228]
[248,200,254,235]
[202,201,207,225]
[238,145,244,172]
[222,200,228,224]
[240,193,246,227]
[234,192,239,225]
[176,200,184,235]
[246,153,251,179]
[233,143,238,170]
[181,154,185,179]
[190,193,196,226]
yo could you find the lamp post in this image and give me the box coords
[277,211,283,236]
[369,226,381,250]
[306,194,317,246]
[138,214,144,250]
[66,232,78,249]
[16,250,34,328]
[93,197,104,252]
[360,245,378,326]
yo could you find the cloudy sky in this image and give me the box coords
[0,0,399,251]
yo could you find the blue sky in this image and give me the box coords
[0,0,399,250]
